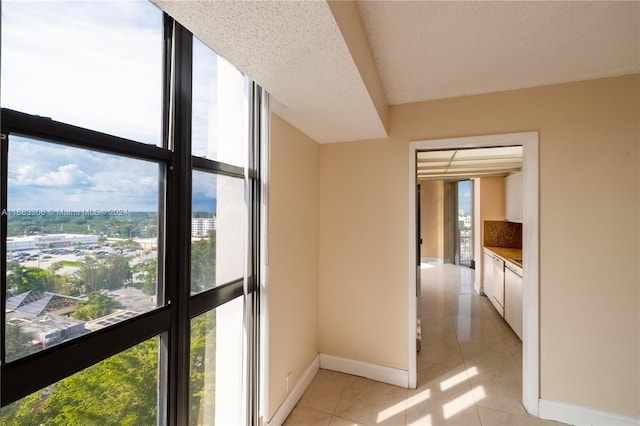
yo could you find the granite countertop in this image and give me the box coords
[484,246,523,269]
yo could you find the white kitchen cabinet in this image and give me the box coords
[490,255,505,317]
[483,249,505,317]
[483,250,493,298]
[506,171,523,223]
[505,263,523,340]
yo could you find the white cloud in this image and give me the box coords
[33,164,93,187]
[8,137,159,211]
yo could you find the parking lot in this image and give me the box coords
[8,243,155,276]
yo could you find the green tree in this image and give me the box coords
[189,311,216,425]
[191,231,216,292]
[103,255,132,289]
[5,323,37,362]
[136,258,157,295]
[6,261,24,296]
[78,256,105,293]
[79,255,131,293]
[22,267,49,293]
[73,291,119,321]
[6,262,50,295]
[0,339,158,425]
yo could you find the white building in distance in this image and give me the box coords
[7,234,99,251]
[192,217,217,238]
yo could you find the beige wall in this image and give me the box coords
[268,115,319,419]
[319,140,409,368]
[318,75,639,418]
[475,177,505,288]
[473,177,506,290]
[418,180,444,260]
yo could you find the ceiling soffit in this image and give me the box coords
[153,1,639,143]
[152,0,388,143]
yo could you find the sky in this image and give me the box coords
[1,1,245,214]
[1,0,163,145]
[458,180,472,215]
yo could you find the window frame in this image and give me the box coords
[0,11,261,426]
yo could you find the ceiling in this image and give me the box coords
[417,146,523,181]
[153,1,639,144]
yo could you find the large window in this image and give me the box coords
[0,1,261,425]
[1,1,163,145]
[5,136,161,361]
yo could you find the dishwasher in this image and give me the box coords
[490,255,505,317]
[505,263,523,339]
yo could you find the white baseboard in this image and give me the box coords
[474,281,483,295]
[267,355,319,426]
[539,398,640,426]
[319,353,409,388]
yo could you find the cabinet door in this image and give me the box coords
[506,171,523,223]
[505,267,523,339]
[483,252,493,297]
[491,256,505,316]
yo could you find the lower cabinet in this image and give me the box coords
[490,256,505,317]
[482,251,493,298]
[504,263,523,340]
[483,249,505,317]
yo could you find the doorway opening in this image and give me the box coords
[408,132,539,415]
[455,180,473,268]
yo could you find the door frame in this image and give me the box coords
[408,131,539,415]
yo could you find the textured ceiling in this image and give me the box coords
[357,1,640,105]
[153,1,639,143]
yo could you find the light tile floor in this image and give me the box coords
[283,263,566,426]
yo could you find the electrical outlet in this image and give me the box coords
[286,371,292,393]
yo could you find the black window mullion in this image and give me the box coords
[246,82,263,425]
[0,133,8,366]
[1,307,170,406]
[188,278,244,319]
[166,21,192,426]
[1,109,171,164]
[192,156,244,178]
[156,12,174,426]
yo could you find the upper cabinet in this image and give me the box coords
[505,171,523,223]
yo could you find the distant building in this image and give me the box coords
[457,214,472,229]
[6,291,87,349]
[134,238,157,251]
[7,234,99,251]
[192,216,216,238]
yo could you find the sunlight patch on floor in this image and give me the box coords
[376,399,407,424]
[443,386,485,419]
[439,366,477,391]
[377,388,432,423]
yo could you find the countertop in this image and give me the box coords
[484,246,523,270]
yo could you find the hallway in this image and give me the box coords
[283,263,563,425]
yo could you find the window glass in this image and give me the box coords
[0,1,163,145]
[5,136,160,361]
[191,171,244,294]
[190,297,244,425]
[192,37,248,166]
[0,336,158,424]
